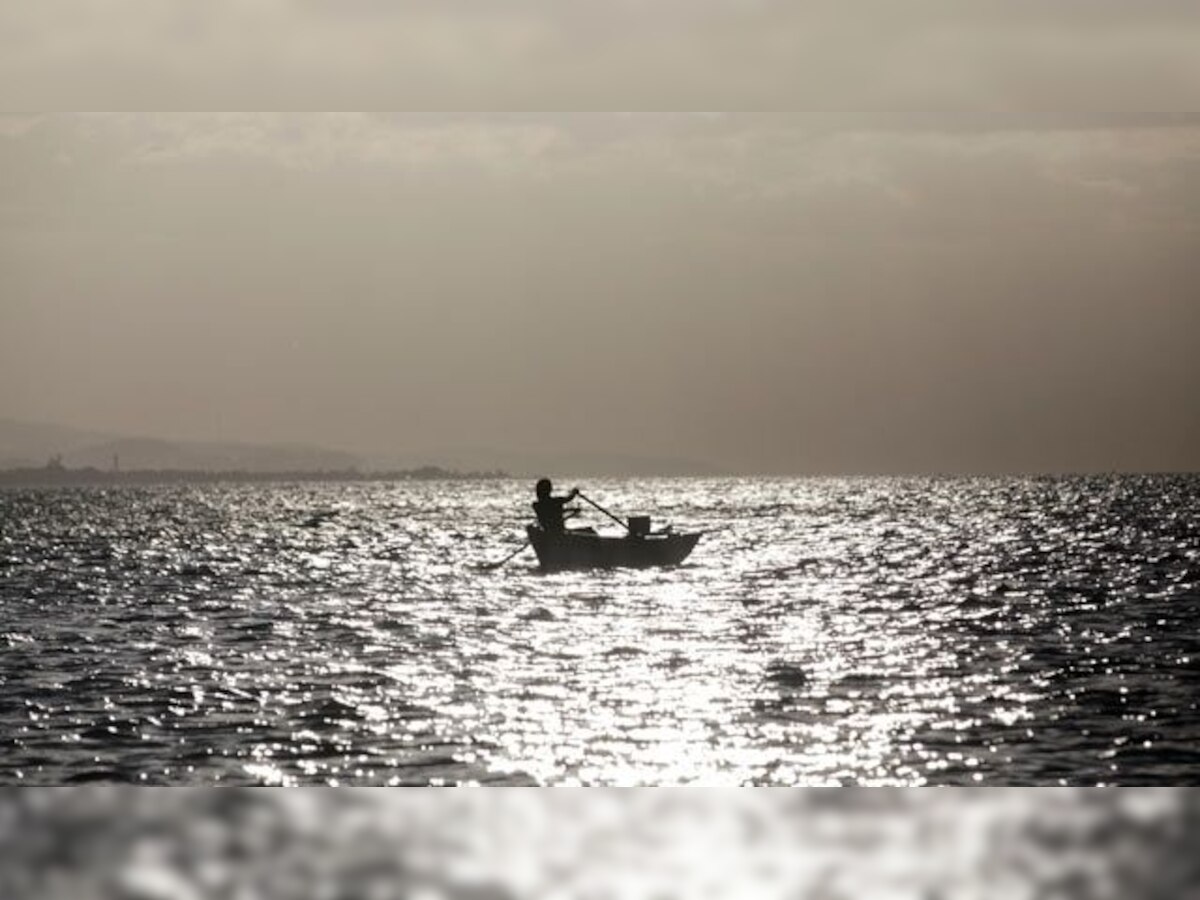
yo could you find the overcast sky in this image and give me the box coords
[2,112,1197,473]
[3,2,1200,109]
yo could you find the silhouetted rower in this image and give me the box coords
[533,478,579,534]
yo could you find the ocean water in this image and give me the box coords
[1,475,1197,785]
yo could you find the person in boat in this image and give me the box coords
[533,478,580,534]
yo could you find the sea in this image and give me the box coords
[1,475,1197,786]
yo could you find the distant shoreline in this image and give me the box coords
[0,464,509,487]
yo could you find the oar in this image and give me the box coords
[475,540,531,570]
[577,491,630,531]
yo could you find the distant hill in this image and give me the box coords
[0,418,361,473]
[66,438,361,472]
[0,418,722,478]
[0,418,115,468]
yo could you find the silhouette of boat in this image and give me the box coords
[526,525,700,571]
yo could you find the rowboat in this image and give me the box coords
[526,524,700,571]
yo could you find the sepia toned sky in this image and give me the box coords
[2,112,1197,473]
[3,2,1200,109]
[1,2,1198,474]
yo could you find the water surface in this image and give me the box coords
[1,476,1197,784]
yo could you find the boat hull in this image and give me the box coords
[527,526,699,571]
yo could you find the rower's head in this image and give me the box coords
[535,478,552,499]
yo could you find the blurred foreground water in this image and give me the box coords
[1,476,1198,785]
[1,789,1197,899]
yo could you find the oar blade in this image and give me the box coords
[474,540,531,570]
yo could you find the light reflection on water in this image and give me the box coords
[1,475,1198,785]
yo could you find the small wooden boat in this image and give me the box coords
[526,524,700,571]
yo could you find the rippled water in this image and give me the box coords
[1,476,1197,785]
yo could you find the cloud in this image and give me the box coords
[0,115,44,138]
[105,114,569,171]
[10,114,1200,243]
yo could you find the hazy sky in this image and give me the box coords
[2,112,1197,473]
[3,2,1200,109]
